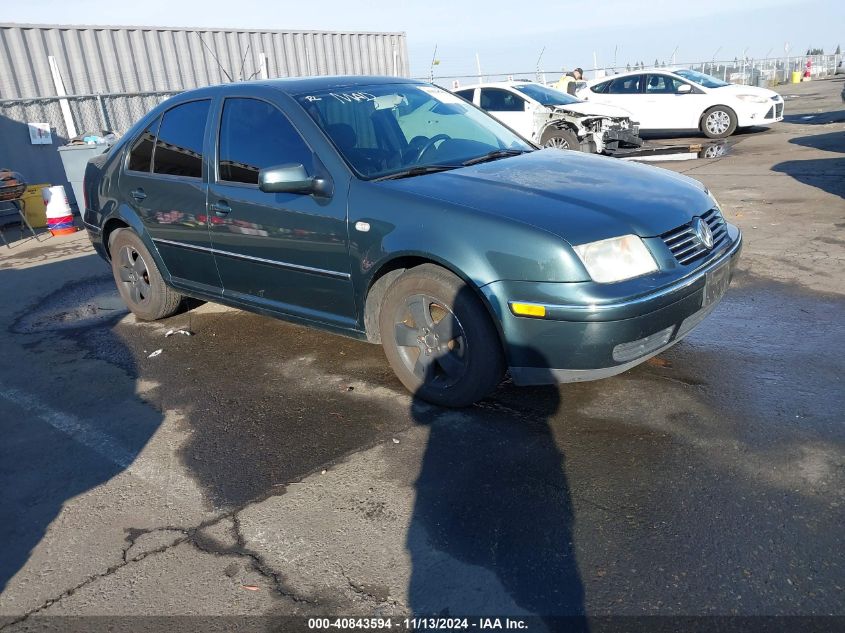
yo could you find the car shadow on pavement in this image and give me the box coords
[771,155,845,199]
[405,286,586,627]
[0,256,163,596]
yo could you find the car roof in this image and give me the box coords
[171,75,427,99]
[456,81,540,91]
[585,68,690,85]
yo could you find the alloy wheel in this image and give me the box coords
[117,245,152,306]
[706,110,731,135]
[392,294,468,387]
[544,137,570,150]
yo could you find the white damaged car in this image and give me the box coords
[455,81,642,153]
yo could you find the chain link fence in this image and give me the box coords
[428,54,843,90]
[0,90,180,208]
[0,90,180,141]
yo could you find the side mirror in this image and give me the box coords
[258,163,332,197]
[676,84,692,94]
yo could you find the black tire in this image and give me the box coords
[378,264,504,407]
[700,105,737,139]
[540,128,581,151]
[109,229,182,321]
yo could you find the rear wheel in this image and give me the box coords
[378,264,504,407]
[540,128,581,151]
[701,106,737,138]
[110,229,182,320]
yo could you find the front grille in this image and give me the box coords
[765,106,775,119]
[661,207,728,266]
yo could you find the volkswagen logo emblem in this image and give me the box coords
[692,217,714,250]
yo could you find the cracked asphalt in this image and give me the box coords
[1,78,843,631]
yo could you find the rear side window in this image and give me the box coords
[454,89,475,101]
[479,88,525,112]
[152,100,211,178]
[217,98,313,185]
[127,117,160,172]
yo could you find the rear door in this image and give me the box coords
[119,99,221,292]
[589,74,647,127]
[206,95,355,326]
[478,88,534,139]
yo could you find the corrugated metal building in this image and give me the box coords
[0,22,409,206]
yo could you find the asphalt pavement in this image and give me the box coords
[0,77,843,633]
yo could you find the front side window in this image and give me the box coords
[607,75,644,94]
[295,83,532,180]
[127,117,160,172]
[152,100,211,178]
[590,81,610,94]
[646,74,684,93]
[479,88,526,112]
[218,98,313,185]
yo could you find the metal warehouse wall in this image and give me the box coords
[0,23,408,207]
[0,23,409,98]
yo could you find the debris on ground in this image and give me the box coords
[392,438,400,444]
[165,328,194,337]
[647,357,673,368]
[241,585,260,591]
[148,349,162,358]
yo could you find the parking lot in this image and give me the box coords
[1,76,843,630]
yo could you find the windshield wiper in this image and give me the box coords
[461,149,531,166]
[372,165,460,182]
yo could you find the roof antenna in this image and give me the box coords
[238,44,251,81]
[196,33,234,82]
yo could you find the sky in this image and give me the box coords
[2,0,841,79]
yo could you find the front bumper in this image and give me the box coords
[602,127,643,150]
[737,99,784,126]
[482,231,742,385]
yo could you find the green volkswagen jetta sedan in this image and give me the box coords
[83,76,741,407]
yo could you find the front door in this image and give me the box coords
[642,74,706,129]
[478,88,533,140]
[119,99,221,293]
[207,96,355,327]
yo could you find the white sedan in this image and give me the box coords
[577,68,785,138]
[454,81,642,153]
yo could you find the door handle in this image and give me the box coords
[130,188,146,201]
[210,201,232,217]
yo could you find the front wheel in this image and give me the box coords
[701,106,737,139]
[110,229,183,321]
[378,264,504,407]
[541,128,581,151]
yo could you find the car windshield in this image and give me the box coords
[673,69,730,89]
[294,83,533,180]
[512,83,582,105]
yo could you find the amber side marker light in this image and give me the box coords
[510,302,547,318]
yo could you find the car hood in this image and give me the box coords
[380,149,713,245]
[551,101,633,119]
[712,83,782,100]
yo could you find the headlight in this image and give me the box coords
[573,234,658,283]
[736,94,768,104]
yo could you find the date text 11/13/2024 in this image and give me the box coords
[308,617,529,629]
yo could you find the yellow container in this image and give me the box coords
[791,70,801,83]
[20,183,50,228]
